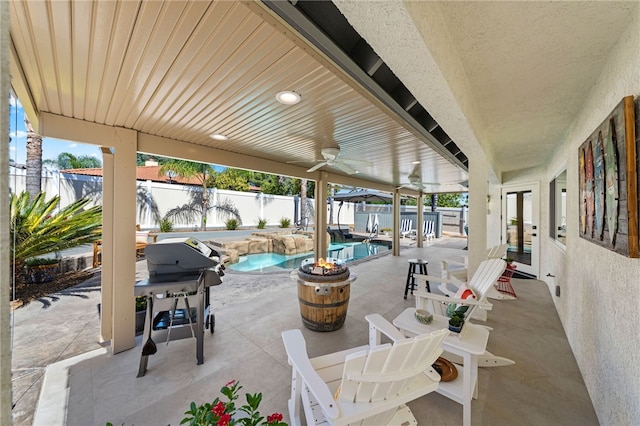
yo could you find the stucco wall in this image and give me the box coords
[542,5,640,424]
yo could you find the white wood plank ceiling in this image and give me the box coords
[9,0,468,193]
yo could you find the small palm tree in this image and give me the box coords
[10,192,102,266]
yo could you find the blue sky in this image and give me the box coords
[9,95,103,166]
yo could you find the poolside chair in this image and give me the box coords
[441,243,507,283]
[414,258,506,323]
[423,220,436,241]
[282,314,448,426]
[411,258,515,368]
[400,218,413,238]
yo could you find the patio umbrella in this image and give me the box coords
[333,190,393,233]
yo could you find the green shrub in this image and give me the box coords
[256,218,267,229]
[24,257,60,266]
[225,218,239,230]
[135,296,147,312]
[159,217,173,232]
[279,217,291,228]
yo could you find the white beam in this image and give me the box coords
[315,171,329,260]
[392,189,401,256]
[100,147,114,342]
[417,194,424,248]
[1,2,13,422]
[110,129,137,353]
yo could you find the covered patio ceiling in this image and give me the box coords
[9,0,469,194]
[10,1,636,192]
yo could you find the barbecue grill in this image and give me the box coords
[134,237,224,377]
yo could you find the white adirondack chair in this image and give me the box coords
[400,219,413,238]
[412,258,515,368]
[423,220,436,241]
[441,243,508,283]
[281,314,449,426]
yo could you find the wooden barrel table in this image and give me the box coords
[291,269,357,332]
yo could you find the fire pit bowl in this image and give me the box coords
[291,259,357,332]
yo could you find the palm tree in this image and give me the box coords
[44,152,102,170]
[24,116,42,197]
[10,191,102,266]
[159,160,237,231]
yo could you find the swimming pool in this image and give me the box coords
[228,241,391,272]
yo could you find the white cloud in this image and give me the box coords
[69,143,78,148]
[90,153,99,158]
[9,146,15,151]
[10,130,27,138]
[9,96,22,108]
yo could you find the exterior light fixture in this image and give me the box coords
[275,91,301,105]
[210,133,228,141]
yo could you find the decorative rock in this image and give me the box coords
[248,238,269,254]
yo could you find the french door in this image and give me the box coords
[501,183,539,277]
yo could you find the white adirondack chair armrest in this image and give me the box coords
[365,313,406,344]
[412,273,459,286]
[441,259,467,269]
[412,273,462,297]
[414,290,493,310]
[281,329,340,420]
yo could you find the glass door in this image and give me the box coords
[502,183,539,277]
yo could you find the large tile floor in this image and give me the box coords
[35,237,599,425]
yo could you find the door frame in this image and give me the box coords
[501,182,540,277]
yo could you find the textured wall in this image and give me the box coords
[543,5,640,425]
[335,0,640,423]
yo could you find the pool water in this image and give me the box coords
[228,241,390,272]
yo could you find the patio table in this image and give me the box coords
[393,308,489,426]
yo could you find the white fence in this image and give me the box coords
[8,168,354,230]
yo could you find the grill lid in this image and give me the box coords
[145,237,220,275]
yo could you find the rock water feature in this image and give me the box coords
[291,258,357,331]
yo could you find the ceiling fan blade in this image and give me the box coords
[341,158,373,167]
[307,162,327,173]
[335,161,357,175]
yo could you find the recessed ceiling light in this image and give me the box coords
[210,133,228,141]
[411,160,421,165]
[275,91,301,105]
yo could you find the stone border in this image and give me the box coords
[33,348,108,426]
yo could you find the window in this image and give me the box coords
[549,170,566,245]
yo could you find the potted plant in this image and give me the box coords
[447,304,468,333]
[24,257,60,284]
[135,296,148,334]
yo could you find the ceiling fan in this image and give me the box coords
[397,173,441,190]
[290,146,372,175]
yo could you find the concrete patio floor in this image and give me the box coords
[14,236,598,425]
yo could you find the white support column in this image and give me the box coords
[99,129,138,353]
[417,193,424,248]
[110,129,138,353]
[1,3,13,421]
[314,171,329,260]
[100,147,114,342]
[467,158,490,275]
[393,189,401,255]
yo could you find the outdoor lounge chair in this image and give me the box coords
[411,258,515,368]
[282,314,448,426]
[400,218,413,238]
